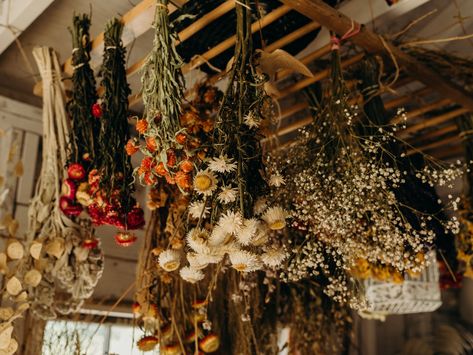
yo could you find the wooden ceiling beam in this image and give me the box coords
[280,0,473,111]
[401,107,469,136]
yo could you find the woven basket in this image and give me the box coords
[360,251,441,315]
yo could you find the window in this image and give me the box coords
[42,320,150,355]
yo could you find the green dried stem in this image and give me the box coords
[99,18,134,203]
[67,13,99,165]
[141,0,185,150]
[212,0,268,220]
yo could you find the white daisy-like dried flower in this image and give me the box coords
[189,201,210,219]
[207,154,237,173]
[251,223,269,246]
[193,170,218,196]
[261,248,286,268]
[186,228,210,254]
[243,111,261,129]
[180,266,205,283]
[197,251,225,264]
[218,210,243,234]
[208,225,233,247]
[269,174,285,187]
[217,186,238,204]
[229,250,262,272]
[158,249,181,272]
[262,206,287,230]
[253,197,268,215]
[236,218,258,245]
[187,253,209,270]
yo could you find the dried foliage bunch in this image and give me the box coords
[21,47,104,320]
[134,186,225,354]
[278,281,352,354]
[455,113,473,278]
[60,13,100,219]
[84,19,144,232]
[270,48,462,308]
[132,0,189,189]
[178,0,287,280]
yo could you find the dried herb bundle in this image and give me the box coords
[134,0,186,187]
[66,13,99,165]
[98,18,133,206]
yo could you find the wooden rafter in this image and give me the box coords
[280,0,473,112]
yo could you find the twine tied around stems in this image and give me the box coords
[330,20,361,51]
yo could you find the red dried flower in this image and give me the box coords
[59,196,83,217]
[175,132,187,145]
[114,231,138,247]
[82,238,99,250]
[175,171,192,190]
[180,160,194,173]
[91,103,102,118]
[155,162,167,176]
[61,179,77,200]
[67,163,86,181]
[126,207,145,230]
[141,157,155,172]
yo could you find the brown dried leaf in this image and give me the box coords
[256,49,313,79]
[13,161,23,177]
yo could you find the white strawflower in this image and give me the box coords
[198,250,225,264]
[208,225,233,247]
[262,206,287,230]
[186,228,210,254]
[158,249,181,272]
[180,267,205,283]
[251,223,269,246]
[229,250,262,272]
[189,201,210,219]
[261,248,286,268]
[243,111,261,129]
[207,154,237,173]
[236,218,258,245]
[217,186,238,204]
[193,169,218,196]
[269,174,285,187]
[218,210,243,234]
[253,197,268,215]
[187,252,209,270]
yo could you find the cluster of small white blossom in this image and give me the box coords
[268,99,462,308]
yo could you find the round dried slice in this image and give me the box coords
[6,241,23,260]
[24,269,42,287]
[5,277,21,296]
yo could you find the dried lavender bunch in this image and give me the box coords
[270,50,462,308]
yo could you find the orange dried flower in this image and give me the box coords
[143,172,157,186]
[203,86,218,104]
[136,119,148,134]
[141,157,154,172]
[180,110,199,127]
[175,171,192,189]
[166,149,177,167]
[164,173,175,185]
[201,119,214,133]
[125,139,139,156]
[146,137,157,153]
[155,162,167,176]
[175,132,187,145]
[180,160,194,173]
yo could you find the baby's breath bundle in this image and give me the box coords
[272,50,461,308]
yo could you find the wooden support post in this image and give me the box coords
[280,0,473,111]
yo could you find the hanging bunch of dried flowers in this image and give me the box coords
[269,47,462,308]
[177,0,287,280]
[132,0,188,189]
[60,13,101,219]
[455,113,473,278]
[83,19,144,234]
[22,47,103,320]
[134,185,225,354]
